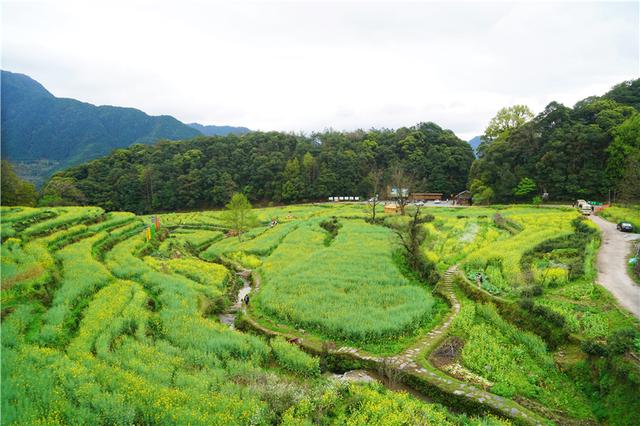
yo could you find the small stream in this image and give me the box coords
[218,272,252,329]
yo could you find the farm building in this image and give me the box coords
[410,192,443,202]
[384,203,401,214]
[453,190,472,206]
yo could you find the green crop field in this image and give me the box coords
[2,203,639,425]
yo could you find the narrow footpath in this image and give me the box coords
[589,215,640,319]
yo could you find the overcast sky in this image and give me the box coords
[2,0,638,140]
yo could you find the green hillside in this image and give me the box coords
[0,70,201,185]
[52,122,474,213]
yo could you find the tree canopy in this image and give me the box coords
[0,160,37,206]
[51,122,474,213]
[514,177,536,199]
[221,193,257,240]
[483,105,534,141]
[469,80,640,203]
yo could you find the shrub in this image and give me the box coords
[607,327,638,355]
[319,216,342,244]
[521,285,543,298]
[582,339,608,357]
[520,298,534,311]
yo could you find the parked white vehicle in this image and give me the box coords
[576,199,592,215]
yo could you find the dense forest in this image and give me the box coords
[470,80,640,203]
[46,122,474,213]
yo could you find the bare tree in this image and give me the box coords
[390,165,413,215]
[389,207,439,283]
[391,206,427,271]
[367,168,384,222]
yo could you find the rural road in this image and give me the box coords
[589,215,640,319]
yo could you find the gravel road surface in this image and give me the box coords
[590,215,640,319]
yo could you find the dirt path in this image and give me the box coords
[589,215,640,319]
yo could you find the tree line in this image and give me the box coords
[4,122,473,213]
[470,80,640,204]
[2,79,638,211]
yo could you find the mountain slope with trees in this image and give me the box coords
[469,80,640,203]
[48,122,474,213]
[0,70,202,184]
[188,122,250,136]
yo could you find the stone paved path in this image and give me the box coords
[387,265,461,369]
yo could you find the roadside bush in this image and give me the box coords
[520,285,543,298]
[531,304,566,327]
[271,336,320,377]
[519,298,534,311]
[607,327,638,355]
[581,339,608,357]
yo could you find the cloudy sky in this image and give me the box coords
[2,0,638,140]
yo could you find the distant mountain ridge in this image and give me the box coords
[0,70,244,184]
[467,135,482,155]
[188,122,250,136]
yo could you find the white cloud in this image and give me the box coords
[2,0,638,140]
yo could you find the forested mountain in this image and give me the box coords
[188,122,250,136]
[51,122,474,213]
[470,80,640,203]
[0,70,201,184]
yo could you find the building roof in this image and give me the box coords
[454,190,472,198]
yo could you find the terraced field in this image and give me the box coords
[2,203,639,425]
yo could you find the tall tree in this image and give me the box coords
[0,160,37,206]
[513,177,537,199]
[140,166,155,213]
[301,151,321,199]
[281,158,304,202]
[470,179,494,205]
[484,105,534,141]
[606,114,640,187]
[39,176,86,206]
[389,207,439,283]
[367,168,384,222]
[221,193,257,241]
[617,153,640,202]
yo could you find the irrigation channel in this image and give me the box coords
[220,265,549,425]
[218,270,252,329]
